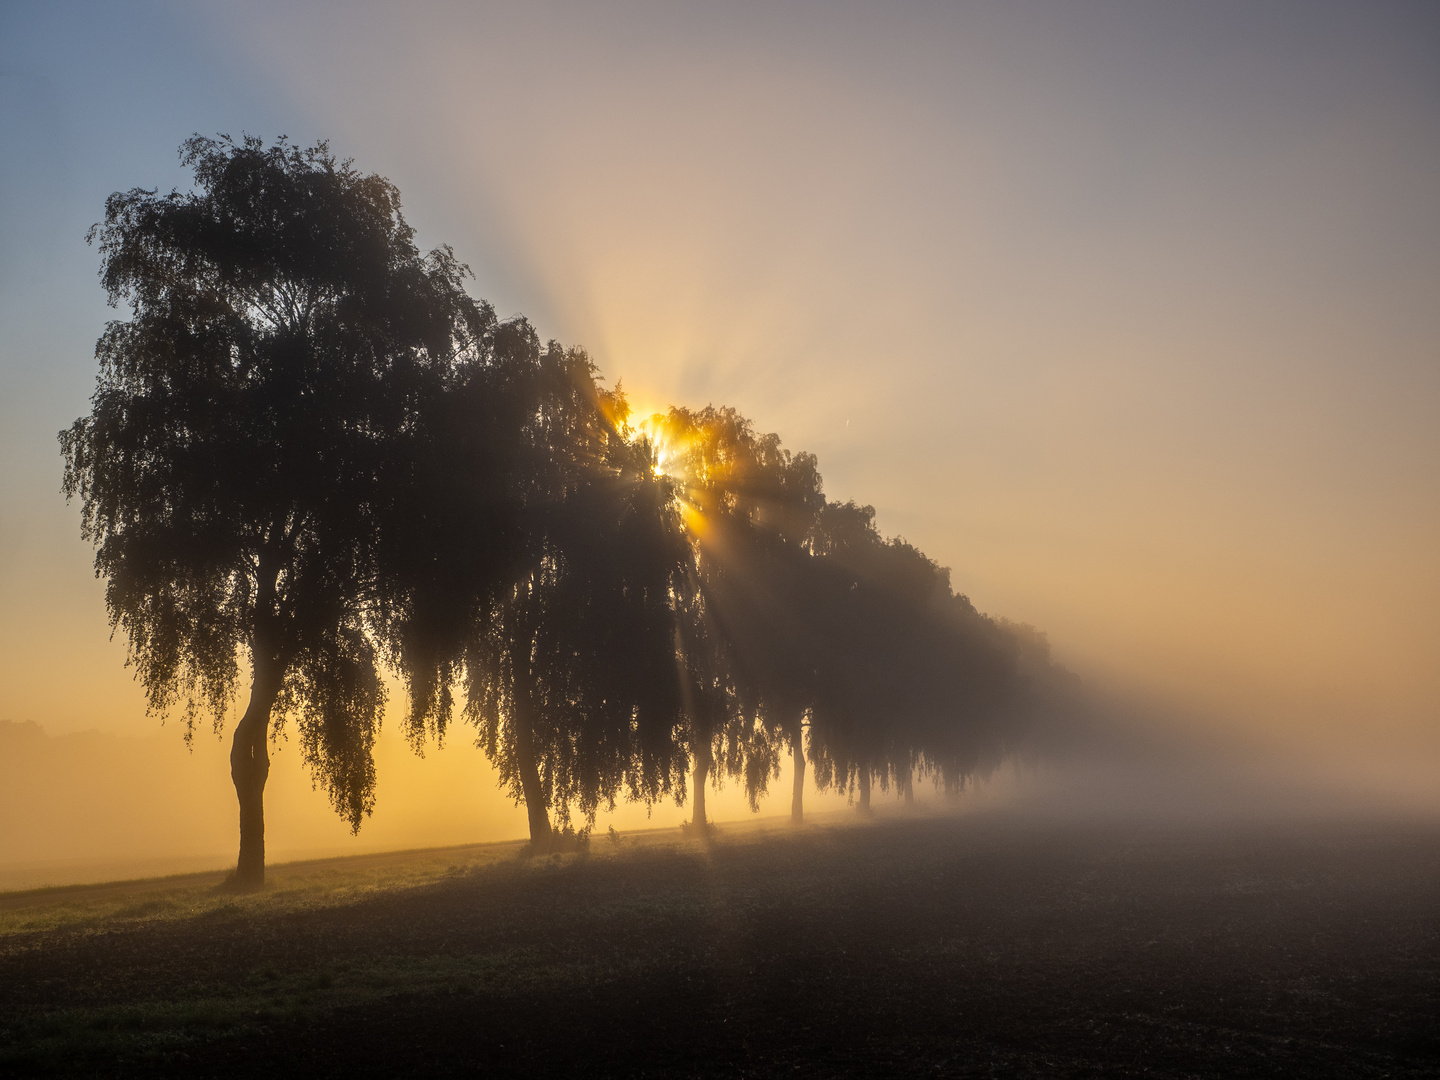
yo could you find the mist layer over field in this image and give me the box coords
[5,701,1434,893]
[0,715,866,891]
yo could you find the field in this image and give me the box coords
[2,809,1437,1078]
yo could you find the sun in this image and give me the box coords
[634,411,687,482]
[630,410,714,539]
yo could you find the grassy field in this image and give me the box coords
[2,809,1437,1077]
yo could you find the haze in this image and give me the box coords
[2,1,1437,882]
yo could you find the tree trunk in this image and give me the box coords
[900,767,914,807]
[790,721,806,825]
[857,767,871,815]
[229,655,282,890]
[513,686,551,849]
[692,743,711,831]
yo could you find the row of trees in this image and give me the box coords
[62,137,1071,889]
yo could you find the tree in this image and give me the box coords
[650,406,828,826]
[61,136,488,888]
[391,319,692,847]
[803,500,1022,810]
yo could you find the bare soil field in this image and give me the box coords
[2,810,1437,1077]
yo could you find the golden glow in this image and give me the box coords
[679,500,708,539]
[647,421,712,544]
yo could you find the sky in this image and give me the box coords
[1,1,1438,867]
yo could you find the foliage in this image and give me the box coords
[458,331,692,835]
[651,406,827,807]
[63,134,1074,865]
[61,135,487,830]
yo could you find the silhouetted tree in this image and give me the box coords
[394,323,691,847]
[61,136,488,888]
[64,135,1069,871]
[645,405,1031,827]
[803,500,1022,810]
[649,406,830,828]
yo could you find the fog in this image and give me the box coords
[2,2,1437,889]
[4,690,1434,891]
[0,711,861,890]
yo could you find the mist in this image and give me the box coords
[5,678,1433,893]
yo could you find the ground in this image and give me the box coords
[2,810,1437,1077]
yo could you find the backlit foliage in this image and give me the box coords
[64,136,1076,867]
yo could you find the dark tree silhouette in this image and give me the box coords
[646,404,1031,826]
[486,362,689,846]
[647,407,818,829]
[60,136,488,888]
[393,320,691,847]
[63,136,1069,873]
[804,500,1022,808]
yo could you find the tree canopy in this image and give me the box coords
[65,136,1077,881]
[62,135,491,886]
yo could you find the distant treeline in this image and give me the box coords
[61,136,1078,888]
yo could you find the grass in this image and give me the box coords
[5,947,586,1069]
[0,840,532,937]
[2,810,1438,1077]
[0,819,775,1073]
[0,828,704,1074]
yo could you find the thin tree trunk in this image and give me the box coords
[230,655,282,890]
[857,767,871,814]
[692,742,711,831]
[900,766,914,807]
[790,720,806,824]
[514,684,551,849]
